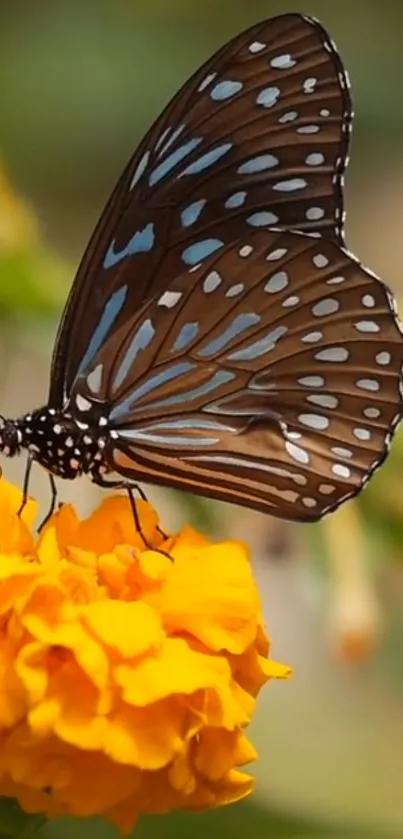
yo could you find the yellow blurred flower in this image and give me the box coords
[0,480,290,834]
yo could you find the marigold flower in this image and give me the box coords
[0,479,291,834]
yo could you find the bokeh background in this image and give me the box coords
[1,1,403,837]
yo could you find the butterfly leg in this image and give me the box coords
[125,482,168,541]
[17,453,34,519]
[93,474,168,549]
[124,484,171,559]
[17,456,58,531]
[38,473,58,531]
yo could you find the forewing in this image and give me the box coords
[71,229,403,521]
[50,12,352,407]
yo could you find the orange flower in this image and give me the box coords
[0,480,291,834]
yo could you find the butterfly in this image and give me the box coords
[1,12,402,525]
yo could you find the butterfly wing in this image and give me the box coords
[50,12,352,408]
[70,230,403,521]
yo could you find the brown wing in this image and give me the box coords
[70,229,403,522]
[50,13,352,408]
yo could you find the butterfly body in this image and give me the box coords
[2,14,403,523]
[0,409,108,482]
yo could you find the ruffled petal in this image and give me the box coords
[0,478,290,834]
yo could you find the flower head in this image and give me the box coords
[0,480,290,833]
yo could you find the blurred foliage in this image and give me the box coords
[357,428,403,552]
[35,800,403,839]
[0,161,68,325]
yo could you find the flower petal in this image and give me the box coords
[82,600,164,657]
[116,637,231,706]
[151,540,262,653]
[0,479,290,831]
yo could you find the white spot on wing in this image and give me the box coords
[271,53,296,69]
[76,394,92,412]
[306,152,325,166]
[264,271,288,293]
[249,41,266,53]
[130,151,150,189]
[331,446,353,459]
[355,321,380,333]
[283,295,299,307]
[298,376,325,387]
[226,283,244,298]
[376,352,391,365]
[312,299,339,316]
[297,125,320,134]
[285,441,309,464]
[302,331,322,344]
[158,290,183,308]
[303,77,317,94]
[298,414,329,430]
[273,178,307,192]
[203,271,222,293]
[327,275,346,285]
[87,364,103,395]
[313,253,329,268]
[256,87,280,108]
[279,110,298,123]
[332,463,351,479]
[357,378,380,392]
[266,247,287,261]
[364,407,381,419]
[198,72,217,92]
[319,482,336,494]
[315,347,349,362]
[307,394,338,409]
[306,207,325,221]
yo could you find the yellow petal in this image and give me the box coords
[195,729,257,780]
[36,525,62,568]
[74,496,160,553]
[115,637,231,706]
[82,600,164,657]
[106,701,185,769]
[260,659,293,680]
[0,556,40,616]
[154,541,261,653]
[0,638,27,727]
[0,477,290,831]
[45,503,80,554]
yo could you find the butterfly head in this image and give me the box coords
[0,416,22,457]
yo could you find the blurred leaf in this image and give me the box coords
[0,158,69,322]
[38,800,400,839]
[0,798,45,839]
[0,251,67,322]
